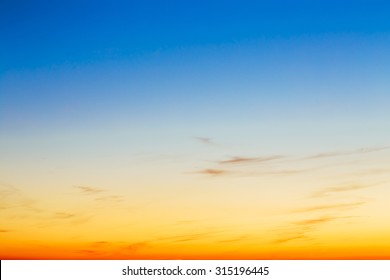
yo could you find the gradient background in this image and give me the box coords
[1,0,390,259]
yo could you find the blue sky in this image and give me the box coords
[2,0,390,71]
[1,1,390,151]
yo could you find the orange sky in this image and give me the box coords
[1,142,390,259]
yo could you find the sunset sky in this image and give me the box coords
[1,0,390,259]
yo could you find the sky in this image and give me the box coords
[1,0,390,259]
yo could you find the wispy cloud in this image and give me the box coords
[168,233,212,243]
[194,167,300,177]
[123,242,149,252]
[94,195,125,203]
[194,137,214,145]
[274,234,309,244]
[250,169,303,176]
[0,229,11,233]
[218,155,284,165]
[191,145,389,181]
[53,212,76,219]
[68,214,94,225]
[218,235,248,243]
[293,201,366,213]
[304,146,390,160]
[90,241,110,248]
[77,241,150,258]
[74,186,105,195]
[40,211,94,227]
[0,182,98,231]
[196,169,230,176]
[310,184,370,198]
[273,215,355,244]
[76,249,105,257]
[0,183,41,212]
[351,169,390,177]
[157,229,223,243]
[293,216,346,226]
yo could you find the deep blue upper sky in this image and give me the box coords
[1,0,390,72]
[1,0,390,169]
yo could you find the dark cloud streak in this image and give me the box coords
[218,155,284,165]
[196,169,229,176]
